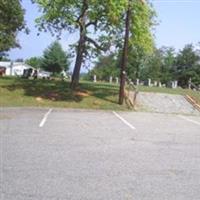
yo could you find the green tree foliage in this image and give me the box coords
[140,47,176,83]
[33,0,120,87]
[141,48,162,81]
[41,41,70,74]
[104,0,155,105]
[126,45,148,80]
[86,43,200,88]
[25,57,42,69]
[33,0,155,88]
[88,53,120,81]
[0,54,10,61]
[0,0,26,52]
[160,47,176,83]
[103,0,155,52]
[129,0,155,53]
[174,44,200,87]
[130,44,200,87]
[87,45,152,83]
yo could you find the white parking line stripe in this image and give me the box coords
[39,109,52,128]
[179,115,200,126]
[113,111,136,130]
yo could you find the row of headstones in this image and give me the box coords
[92,75,178,89]
[145,79,178,89]
[93,75,119,84]
[66,75,118,83]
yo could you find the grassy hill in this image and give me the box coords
[0,77,199,110]
[0,77,126,110]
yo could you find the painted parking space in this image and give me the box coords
[1,108,200,200]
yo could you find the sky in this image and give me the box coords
[8,0,200,70]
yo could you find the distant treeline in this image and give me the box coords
[85,44,200,87]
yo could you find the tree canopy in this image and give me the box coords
[174,44,200,87]
[88,53,120,81]
[0,0,26,53]
[33,0,155,88]
[25,57,42,69]
[88,43,200,87]
[41,41,70,74]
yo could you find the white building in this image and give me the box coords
[0,62,34,76]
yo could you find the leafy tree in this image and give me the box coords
[117,0,155,104]
[0,0,26,52]
[0,54,10,61]
[106,44,149,81]
[139,44,200,87]
[25,57,42,69]
[160,47,175,83]
[175,44,200,87]
[176,44,199,69]
[141,48,162,81]
[139,46,176,84]
[88,46,151,83]
[33,0,123,88]
[126,45,148,80]
[87,43,200,88]
[129,1,155,53]
[88,53,120,81]
[41,41,70,74]
[33,0,155,90]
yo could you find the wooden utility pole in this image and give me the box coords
[118,2,131,105]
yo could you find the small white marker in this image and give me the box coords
[113,111,136,130]
[39,109,52,128]
[179,115,200,126]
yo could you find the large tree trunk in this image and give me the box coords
[70,32,85,89]
[118,3,131,105]
[70,0,87,90]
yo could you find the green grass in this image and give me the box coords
[0,77,199,110]
[0,77,126,110]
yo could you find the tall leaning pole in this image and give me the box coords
[118,0,145,105]
[118,0,131,105]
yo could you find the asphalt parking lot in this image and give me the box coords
[1,108,200,200]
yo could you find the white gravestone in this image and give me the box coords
[115,77,119,84]
[136,79,139,86]
[148,78,152,87]
[93,75,97,83]
[109,76,113,83]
